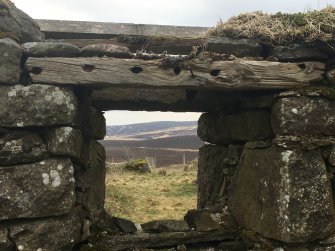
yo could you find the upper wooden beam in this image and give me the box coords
[25,57,325,90]
[36,19,209,39]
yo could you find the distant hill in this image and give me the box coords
[105,121,197,140]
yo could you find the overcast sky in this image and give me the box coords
[12,0,334,125]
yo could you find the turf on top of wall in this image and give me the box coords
[208,6,335,45]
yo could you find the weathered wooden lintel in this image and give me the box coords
[36,19,209,39]
[26,57,325,91]
[36,20,209,54]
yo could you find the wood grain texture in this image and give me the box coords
[26,57,325,90]
[36,19,208,39]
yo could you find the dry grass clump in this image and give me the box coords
[208,6,335,45]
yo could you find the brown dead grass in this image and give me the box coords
[208,6,335,45]
[104,163,197,224]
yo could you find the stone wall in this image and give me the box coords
[0,83,107,251]
[197,89,335,249]
[0,4,107,250]
[2,2,335,251]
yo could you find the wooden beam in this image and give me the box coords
[26,57,325,90]
[36,19,208,39]
[36,20,209,54]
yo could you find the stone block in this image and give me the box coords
[9,210,81,251]
[23,42,81,57]
[0,85,77,127]
[89,107,106,140]
[198,110,273,145]
[0,131,48,165]
[75,141,106,216]
[206,37,262,57]
[0,0,44,43]
[184,209,221,232]
[0,158,75,220]
[269,45,328,61]
[229,145,335,242]
[80,44,133,58]
[45,127,84,159]
[141,220,190,233]
[0,228,13,251]
[272,96,335,136]
[0,38,22,84]
[198,145,231,210]
[111,217,137,233]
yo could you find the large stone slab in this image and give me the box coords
[80,44,133,58]
[45,127,84,159]
[141,220,190,233]
[0,85,77,127]
[89,107,106,140]
[0,0,44,43]
[75,140,106,216]
[9,210,82,251]
[0,228,13,251]
[198,110,273,145]
[0,158,75,220]
[206,37,262,57]
[0,38,22,84]
[272,96,335,136]
[23,42,80,57]
[269,45,329,61]
[229,145,335,242]
[0,131,48,165]
[198,144,237,210]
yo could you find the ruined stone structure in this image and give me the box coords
[1,1,335,250]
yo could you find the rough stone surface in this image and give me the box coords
[207,37,262,57]
[0,131,48,165]
[198,145,233,210]
[9,210,82,251]
[229,145,335,242]
[0,158,75,220]
[198,110,273,144]
[89,107,106,140]
[141,220,190,233]
[111,217,137,233]
[216,241,247,251]
[0,228,13,251]
[269,45,329,61]
[23,42,81,57]
[0,0,44,43]
[80,44,133,58]
[45,127,84,159]
[239,94,274,109]
[272,96,335,136]
[184,210,221,232]
[75,140,106,216]
[0,85,77,127]
[329,146,335,166]
[0,38,22,84]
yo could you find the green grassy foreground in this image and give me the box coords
[104,163,198,224]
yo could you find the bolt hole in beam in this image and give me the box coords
[210,69,221,76]
[298,63,306,70]
[130,66,143,74]
[173,67,181,75]
[30,66,43,75]
[82,64,96,72]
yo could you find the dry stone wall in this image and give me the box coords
[0,6,107,249]
[1,2,335,251]
[197,77,335,249]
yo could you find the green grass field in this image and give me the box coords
[104,163,198,224]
